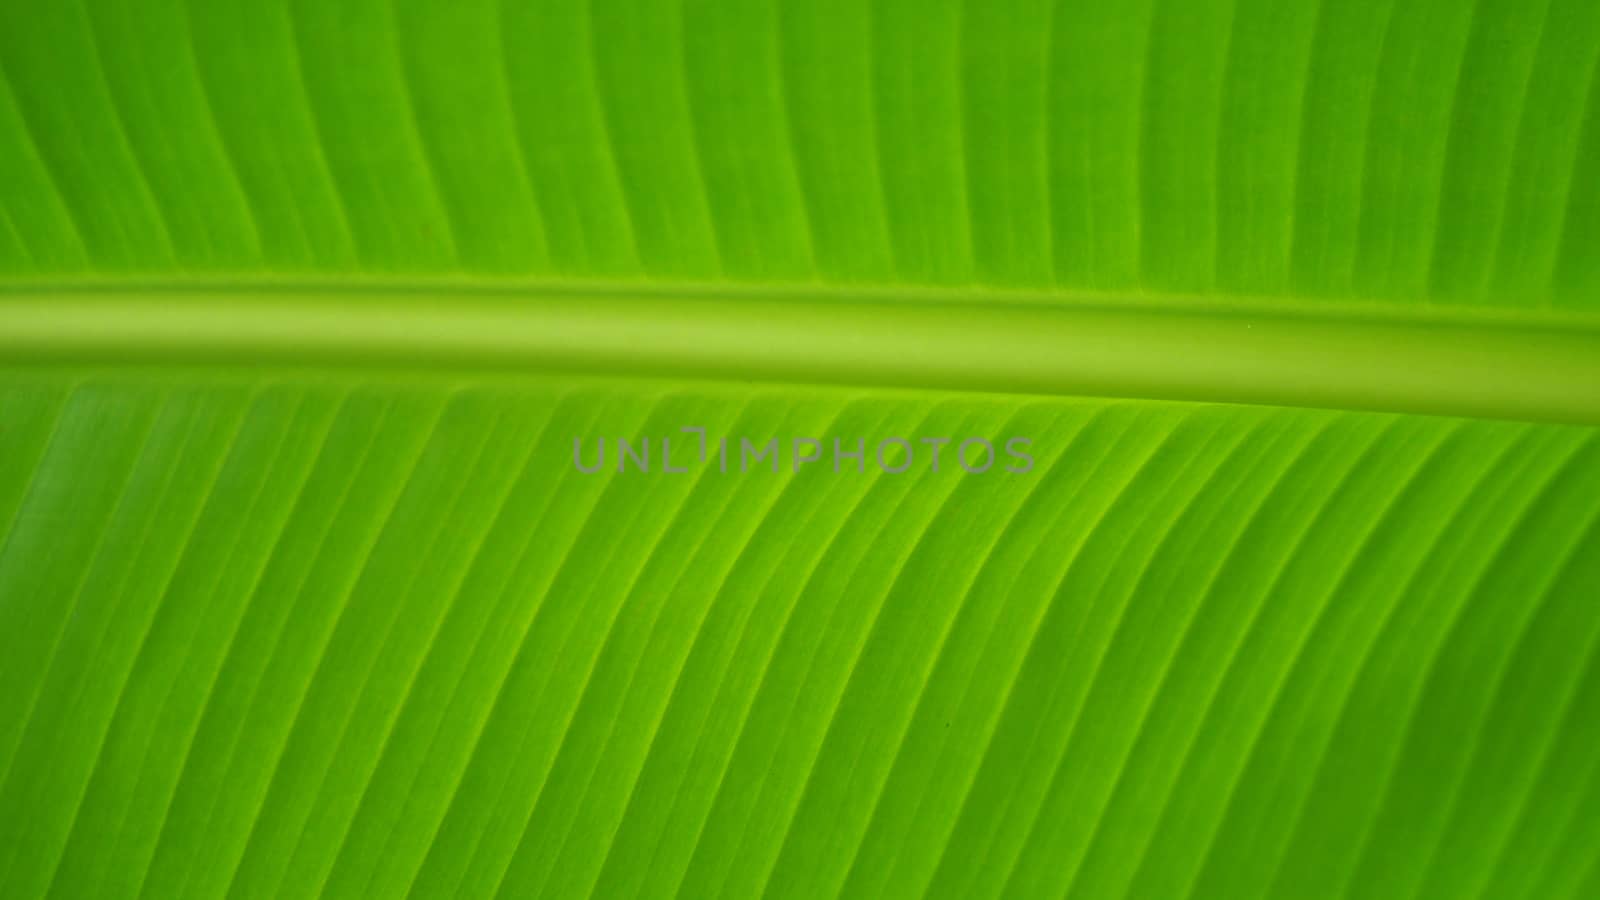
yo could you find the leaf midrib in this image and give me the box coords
[2,280,1598,426]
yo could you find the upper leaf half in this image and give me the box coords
[0,0,1597,316]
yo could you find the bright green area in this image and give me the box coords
[3,1,1600,899]
[1,0,1598,308]
[1,374,1598,900]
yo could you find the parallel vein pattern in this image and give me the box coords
[1,372,1597,899]
[4,2,1600,897]
[1,0,1598,310]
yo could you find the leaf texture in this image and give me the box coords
[0,375,1597,899]
[2,1,1600,899]
[0,0,1598,308]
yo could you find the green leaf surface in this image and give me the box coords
[2,2,1598,899]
